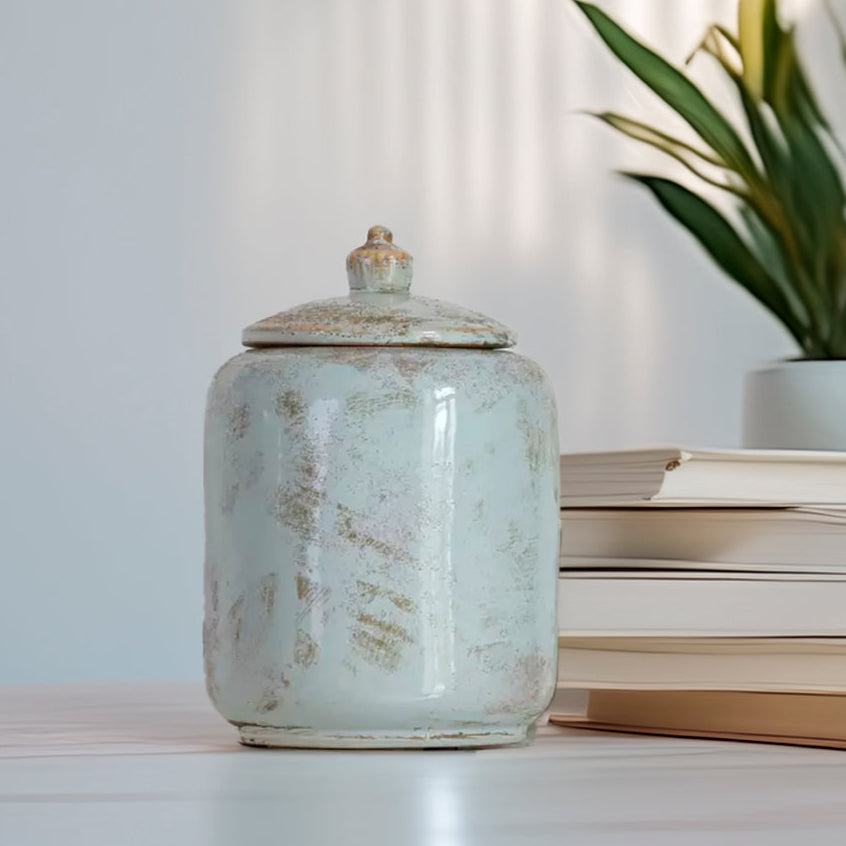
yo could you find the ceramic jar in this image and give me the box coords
[204,226,559,748]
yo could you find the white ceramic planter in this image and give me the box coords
[743,360,846,450]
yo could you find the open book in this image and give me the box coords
[560,447,846,507]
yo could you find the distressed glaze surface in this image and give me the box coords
[204,346,559,747]
[241,292,516,349]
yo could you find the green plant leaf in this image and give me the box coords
[761,0,782,99]
[769,28,846,313]
[714,59,822,315]
[738,0,767,98]
[734,89,828,332]
[685,25,741,70]
[769,28,828,129]
[575,2,759,177]
[710,24,741,53]
[739,0,781,101]
[593,112,726,166]
[576,1,846,357]
[623,173,809,347]
[667,17,839,348]
[782,114,844,243]
[590,112,745,193]
[739,205,809,321]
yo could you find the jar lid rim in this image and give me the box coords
[241,226,516,349]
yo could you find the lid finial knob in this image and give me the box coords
[367,225,393,243]
[347,225,413,293]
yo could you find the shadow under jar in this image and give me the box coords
[203,226,560,748]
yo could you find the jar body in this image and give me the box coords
[204,346,559,748]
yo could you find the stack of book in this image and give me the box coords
[549,447,846,749]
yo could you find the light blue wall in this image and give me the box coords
[1,0,837,683]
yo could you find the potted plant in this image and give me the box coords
[576,0,846,449]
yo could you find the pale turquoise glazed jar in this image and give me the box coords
[204,226,559,748]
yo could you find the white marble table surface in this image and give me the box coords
[3,684,846,845]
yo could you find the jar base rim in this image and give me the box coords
[237,722,533,749]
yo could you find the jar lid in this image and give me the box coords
[241,225,516,349]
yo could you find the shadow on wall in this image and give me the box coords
[217,0,797,452]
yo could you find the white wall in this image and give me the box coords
[2,0,836,683]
